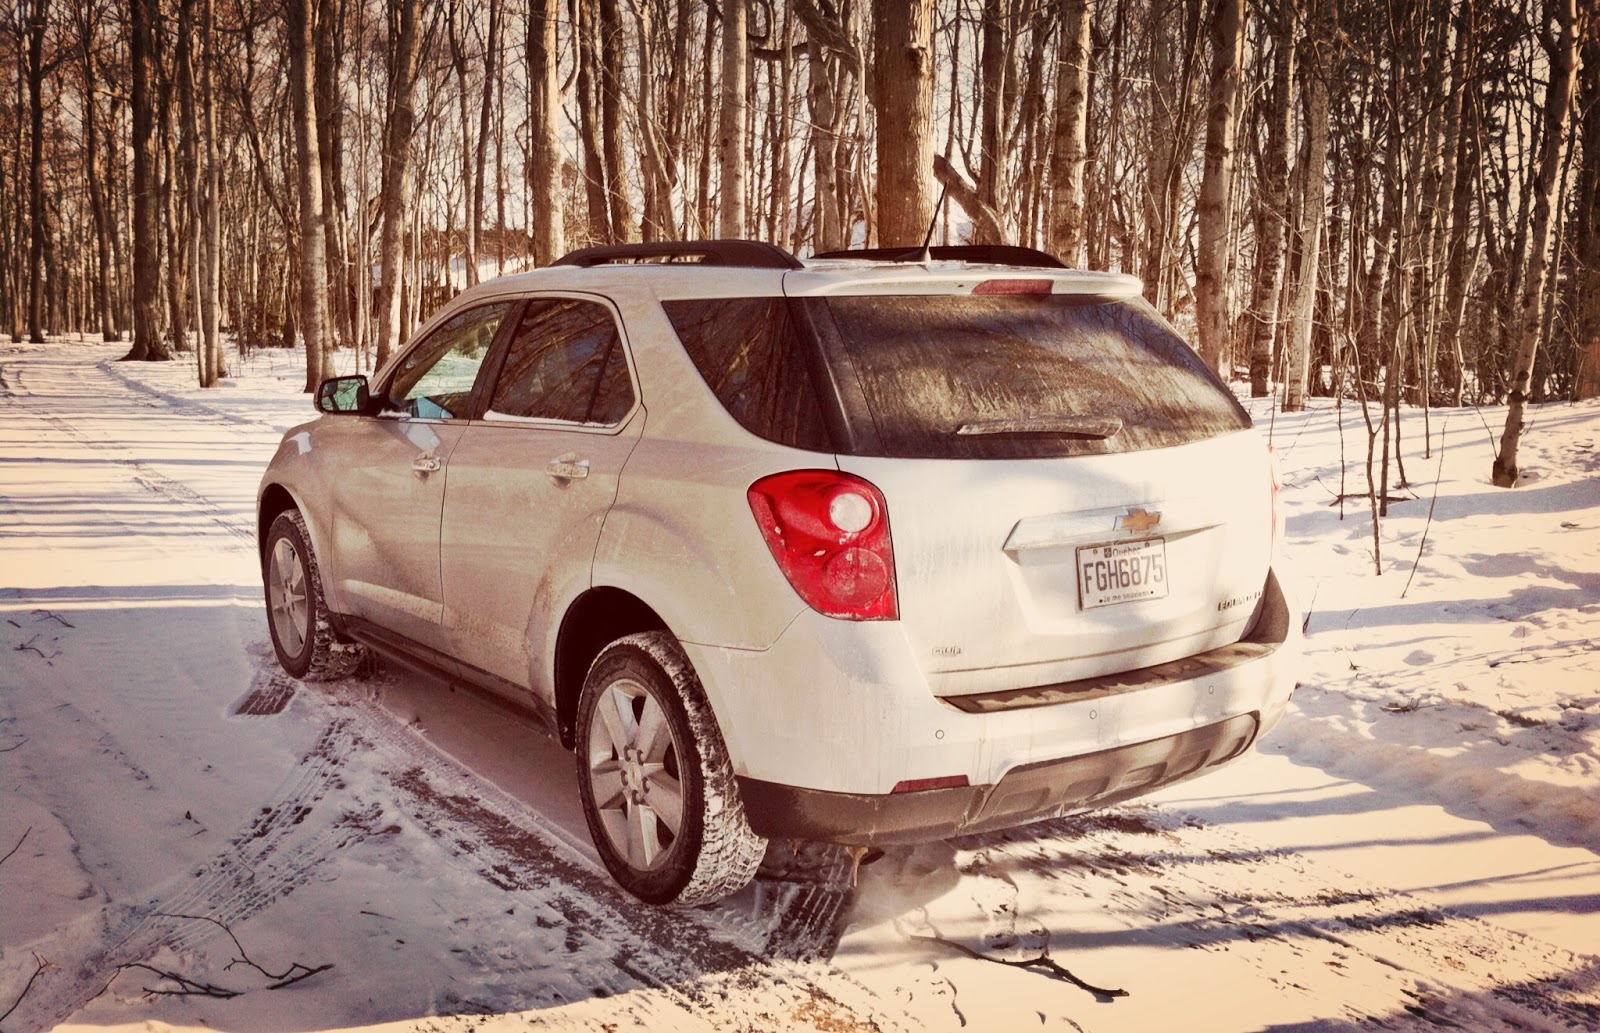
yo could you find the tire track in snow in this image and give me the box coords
[1,715,380,1030]
[2,354,260,545]
[339,688,915,1029]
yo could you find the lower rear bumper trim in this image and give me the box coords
[738,711,1260,846]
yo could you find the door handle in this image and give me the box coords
[412,454,442,474]
[546,454,591,482]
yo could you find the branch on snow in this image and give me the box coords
[119,914,333,999]
[0,952,50,1026]
[911,933,1129,1001]
[0,827,30,869]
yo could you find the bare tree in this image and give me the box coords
[1572,5,1599,399]
[287,0,331,390]
[1194,0,1242,377]
[124,0,169,361]
[1245,0,1294,397]
[1284,39,1329,413]
[72,0,118,343]
[375,0,425,369]
[23,0,50,341]
[475,0,501,274]
[447,0,478,285]
[1493,0,1577,486]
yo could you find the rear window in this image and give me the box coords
[821,293,1250,459]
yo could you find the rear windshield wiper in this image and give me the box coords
[954,415,1123,439]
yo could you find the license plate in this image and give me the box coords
[1076,537,1169,609]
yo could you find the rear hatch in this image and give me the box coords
[790,276,1271,697]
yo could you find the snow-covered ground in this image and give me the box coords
[1,338,1596,1032]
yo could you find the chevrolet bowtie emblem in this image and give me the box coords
[1118,507,1162,533]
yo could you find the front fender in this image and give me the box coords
[257,423,351,619]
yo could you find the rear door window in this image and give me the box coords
[818,293,1251,459]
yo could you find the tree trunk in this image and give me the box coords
[634,3,673,242]
[1493,0,1576,485]
[719,0,749,236]
[288,0,331,390]
[126,0,169,361]
[1573,10,1600,400]
[200,0,222,382]
[76,0,120,343]
[1246,3,1294,397]
[1048,0,1092,264]
[527,0,565,264]
[575,0,612,242]
[475,0,500,272]
[1194,0,1242,378]
[375,0,421,370]
[598,0,635,241]
[316,0,352,351]
[870,0,935,246]
[176,0,206,380]
[1439,0,1479,405]
[25,0,48,342]
[1284,62,1328,412]
[447,0,478,286]
[977,0,1007,221]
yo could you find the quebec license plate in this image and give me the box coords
[1076,537,1169,609]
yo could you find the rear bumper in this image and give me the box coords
[738,711,1258,845]
[685,567,1299,823]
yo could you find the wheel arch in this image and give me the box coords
[554,587,670,748]
[257,483,303,567]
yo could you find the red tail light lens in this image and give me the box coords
[748,470,898,620]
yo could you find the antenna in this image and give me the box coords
[919,182,950,264]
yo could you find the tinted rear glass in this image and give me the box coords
[821,294,1250,459]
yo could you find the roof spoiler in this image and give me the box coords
[812,245,1068,269]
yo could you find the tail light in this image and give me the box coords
[747,470,898,620]
[1267,444,1285,561]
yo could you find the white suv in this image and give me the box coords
[258,240,1298,906]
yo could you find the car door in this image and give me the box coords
[321,301,513,652]
[440,295,644,701]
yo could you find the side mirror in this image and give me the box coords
[316,375,371,414]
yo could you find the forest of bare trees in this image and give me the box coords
[1,0,1596,430]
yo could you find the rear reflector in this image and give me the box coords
[973,278,1052,295]
[892,775,971,793]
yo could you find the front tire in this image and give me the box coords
[576,631,766,905]
[263,510,339,680]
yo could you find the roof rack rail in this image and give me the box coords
[553,239,803,270]
[812,244,1067,270]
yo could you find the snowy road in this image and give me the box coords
[2,341,1597,1032]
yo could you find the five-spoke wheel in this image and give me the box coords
[576,631,766,905]
[262,510,336,679]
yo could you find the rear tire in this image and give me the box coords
[263,510,340,680]
[576,631,766,905]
